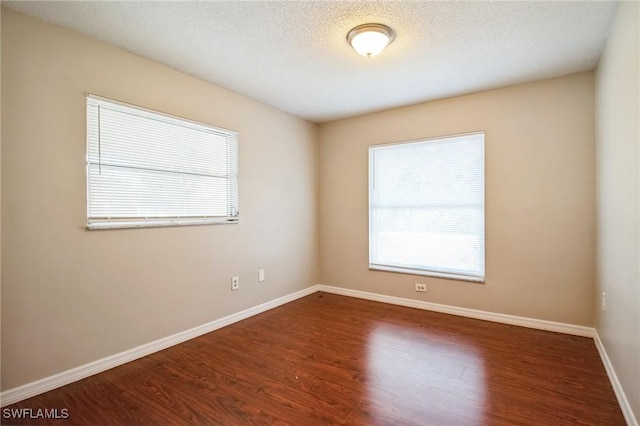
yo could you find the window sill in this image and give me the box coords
[369,264,485,283]
[87,218,239,230]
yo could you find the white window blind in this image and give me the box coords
[369,132,485,282]
[86,95,239,229]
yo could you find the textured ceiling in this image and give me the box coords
[5,1,619,123]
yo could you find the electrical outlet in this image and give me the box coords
[231,276,239,291]
[601,292,606,311]
[415,283,427,292]
[258,269,265,282]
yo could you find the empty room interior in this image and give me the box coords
[1,1,639,425]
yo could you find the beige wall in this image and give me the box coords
[595,1,640,421]
[319,73,596,326]
[1,3,627,409]
[1,8,319,390]
[0,6,3,385]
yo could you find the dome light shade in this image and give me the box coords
[347,23,395,57]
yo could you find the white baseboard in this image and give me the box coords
[316,284,595,337]
[3,283,635,426]
[317,285,638,425]
[594,332,638,426]
[0,286,318,407]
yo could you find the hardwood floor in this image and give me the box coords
[3,292,625,425]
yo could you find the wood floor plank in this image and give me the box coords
[2,292,625,425]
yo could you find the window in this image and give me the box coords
[369,132,485,282]
[86,95,239,229]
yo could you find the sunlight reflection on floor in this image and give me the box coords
[365,322,487,426]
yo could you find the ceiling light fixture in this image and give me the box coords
[347,23,395,58]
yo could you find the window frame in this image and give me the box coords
[368,131,485,283]
[86,94,239,230]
